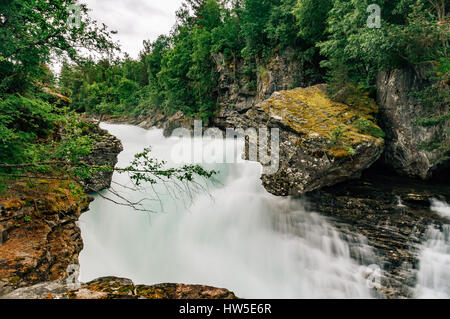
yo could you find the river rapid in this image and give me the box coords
[78,123,450,299]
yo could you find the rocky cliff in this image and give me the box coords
[305,168,450,298]
[215,84,385,196]
[0,179,92,296]
[213,48,319,113]
[377,64,449,180]
[77,122,124,192]
[0,125,122,296]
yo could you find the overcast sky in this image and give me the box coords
[83,0,183,58]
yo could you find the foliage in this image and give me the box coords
[118,147,218,187]
[0,0,119,185]
[0,95,65,164]
[412,58,449,156]
[0,0,219,214]
[355,117,386,139]
[293,0,332,45]
[32,0,448,162]
[60,0,317,120]
[0,0,118,94]
[318,0,449,90]
[328,125,347,146]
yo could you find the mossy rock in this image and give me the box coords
[257,84,384,158]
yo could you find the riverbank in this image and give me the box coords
[0,123,121,295]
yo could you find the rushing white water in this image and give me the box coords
[415,200,450,299]
[396,196,406,208]
[79,123,375,298]
[430,199,450,219]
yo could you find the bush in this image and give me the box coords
[0,95,65,163]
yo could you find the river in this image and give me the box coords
[78,123,450,299]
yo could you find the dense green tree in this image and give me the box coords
[0,0,118,94]
[293,0,332,45]
[318,0,448,90]
[239,0,277,59]
[265,0,299,49]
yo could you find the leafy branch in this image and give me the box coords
[0,147,219,213]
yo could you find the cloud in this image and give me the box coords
[82,0,182,58]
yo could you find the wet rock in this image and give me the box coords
[304,168,450,298]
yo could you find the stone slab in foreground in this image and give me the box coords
[1,277,237,299]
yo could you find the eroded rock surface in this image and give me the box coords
[0,181,92,296]
[77,122,123,192]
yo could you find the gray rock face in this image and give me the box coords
[256,48,307,102]
[79,123,123,192]
[377,64,449,179]
[214,48,313,113]
[260,132,383,196]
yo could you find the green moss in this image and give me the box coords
[117,286,133,294]
[10,276,20,284]
[258,66,270,88]
[258,84,384,157]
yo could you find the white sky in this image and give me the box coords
[83,0,183,58]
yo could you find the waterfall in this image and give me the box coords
[415,200,450,299]
[78,123,376,298]
[430,199,450,219]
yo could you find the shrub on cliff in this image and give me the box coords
[0,95,65,164]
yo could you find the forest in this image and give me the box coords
[58,0,448,121]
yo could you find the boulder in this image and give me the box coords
[0,181,92,296]
[216,84,385,196]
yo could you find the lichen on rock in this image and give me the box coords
[257,84,383,157]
